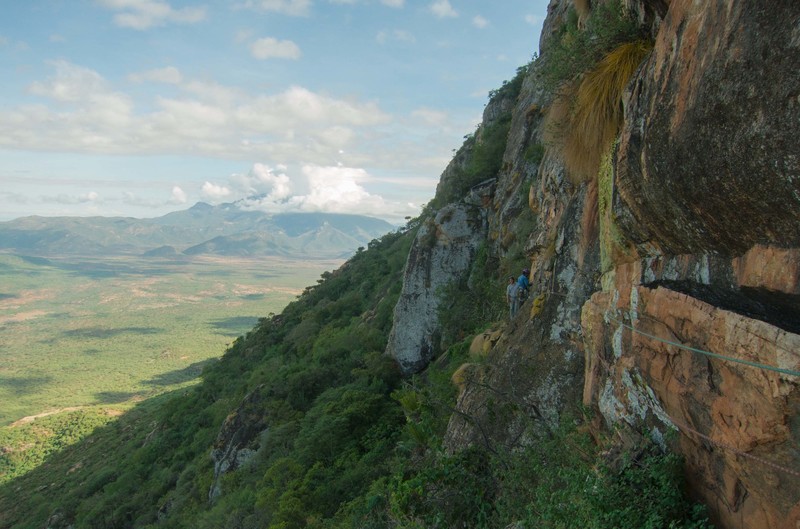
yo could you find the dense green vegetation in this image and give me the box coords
[541,0,643,93]
[0,409,116,484]
[437,244,507,347]
[0,228,414,528]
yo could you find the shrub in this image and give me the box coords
[524,142,545,165]
[492,426,714,529]
[388,447,495,528]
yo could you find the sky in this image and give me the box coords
[0,0,549,223]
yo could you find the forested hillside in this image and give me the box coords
[0,226,412,527]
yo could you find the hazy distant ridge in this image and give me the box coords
[0,202,394,258]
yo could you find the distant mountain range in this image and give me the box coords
[0,201,395,259]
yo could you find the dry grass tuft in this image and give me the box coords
[451,362,479,391]
[545,40,652,182]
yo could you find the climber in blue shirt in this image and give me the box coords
[516,268,530,303]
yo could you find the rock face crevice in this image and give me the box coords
[648,280,800,336]
[582,274,800,529]
[442,56,602,451]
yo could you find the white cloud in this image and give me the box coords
[315,126,353,149]
[49,34,66,43]
[472,15,488,28]
[201,181,232,200]
[29,60,109,102]
[45,191,101,204]
[0,35,8,47]
[236,0,311,16]
[429,0,457,18]
[250,37,302,60]
[96,0,207,30]
[128,66,183,84]
[26,61,134,133]
[0,61,415,177]
[230,163,292,201]
[170,185,187,203]
[182,80,242,106]
[238,86,388,127]
[292,165,386,214]
[223,163,408,219]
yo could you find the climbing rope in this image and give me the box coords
[581,298,800,477]
[667,413,800,479]
[600,309,800,378]
[586,333,800,478]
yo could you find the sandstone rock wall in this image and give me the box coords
[582,252,800,529]
[615,0,800,255]
[440,1,800,527]
[583,1,800,527]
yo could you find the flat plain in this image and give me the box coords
[0,253,341,426]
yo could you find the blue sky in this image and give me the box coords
[0,0,548,222]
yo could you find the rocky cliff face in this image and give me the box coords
[615,0,800,256]
[393,0,800,527]
[386,193,491,374]
[208,385,268,501]
[385,84,518,375]
[443,57,602,450]
[582,255,800,529]
[584,1,800,527]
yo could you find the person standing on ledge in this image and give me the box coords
[506,276,518,318]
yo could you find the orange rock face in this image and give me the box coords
[583,252,800,529]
